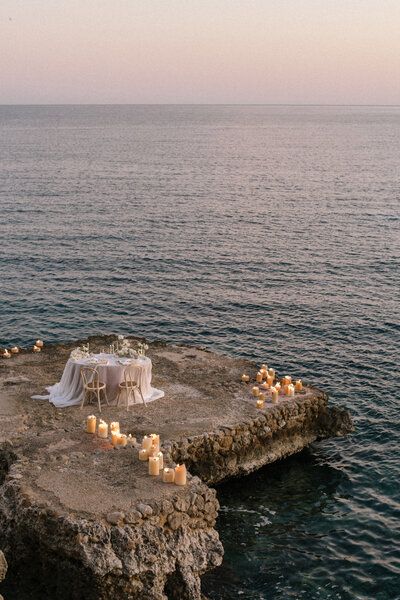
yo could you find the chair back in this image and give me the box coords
[81,367,100,389]
[123,364,143,387]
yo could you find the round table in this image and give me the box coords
[31,353,164,408]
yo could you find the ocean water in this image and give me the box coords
[0,105,399,599]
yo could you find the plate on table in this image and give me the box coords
[118,359,133,366]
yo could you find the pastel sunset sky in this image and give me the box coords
[1,0,399,104]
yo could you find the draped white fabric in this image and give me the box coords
[31,354,164,408]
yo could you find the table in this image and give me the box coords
[31,354,164,408]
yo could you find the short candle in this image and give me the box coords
[271,387,279,403]
[162,468,175,483]
[35,340,44,348]
[256,371,263,383]
[119,434,128,447]
[174,464,187,486]
[10,347,19,354]
[252,386,260,397]
[86,415,96,434]
[33,345,41,353]
[241,374,250,383]
[295,379,303,392]
[287,384,295,397]
[98,420,108,439]
[110,422,120,434]
[256,398,265,409]
[111,431,121,447]
[142,436,153,451]
[139,449,149,461]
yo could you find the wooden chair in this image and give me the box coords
[116,365,146,411]
[80,367,109,413]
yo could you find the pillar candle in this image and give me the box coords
[287,384,295,397]
[283,384,290,395]
[33,345,41,353]
[261,381,269,389]
[267,375,274,386]
[241,374,250,382]
[295,379,303,392]
[256,398,265,409]
[86,415,96,434]
[261,363,268,371]
[256,371,263,383]
[162,467,175,483]
[150,433,160,447]
[98,420,108,438]
[111,431,121,447]
[275,382,281,392]
[271,387,279,403]
[283,375,292,386]
[35,340,44,348]
[139,449,149,461]
[268,368,275,378]
[156,451,164,469]
[142,436,153,451]
[174,464,187,486]
[11,347,19,354]
[127,434,136,447]
[110,422,120,434]
[149,456,160,476]
[3,351,11,359]
[252,386,260,397]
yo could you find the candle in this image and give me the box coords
[287,384,295,397]
[260,368,268,378]
[162,467,175,483]
[261,381,270,389]
[98,420,108,438]
[271,387,279,403]
[156,451,164,469]
[119,434,128,447]
[256,398,265,409]
[33,345,41,353]
[241,374,250,382]
[283,384,290,395]
[149,456,160,476]
[283,375,292,386]
[86,415,96,434]
[3,350,11,359]
[10,346,19,354]
[111,431,121,447]
[139,449,149,461]
[127,434,136,447]
[150,434,160,451]
[256,371,263,383]
[142,436,153,451]
[295,379,303,392]
[174,464,187,486]
[252,386,260,397]
[35,340,44,348]
[268,368,275,378]
[261,363,268,371]
[275,382,281,392]
[110,422,120,434]
[267,375,274,386]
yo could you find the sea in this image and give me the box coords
[0,105,399,600]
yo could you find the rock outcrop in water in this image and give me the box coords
[0,336,353,599]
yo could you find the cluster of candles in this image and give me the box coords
[85,416,186,486]
[139,434,187,486]
[1,339,44,358]
[241,364,303,408]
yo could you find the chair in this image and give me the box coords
[80,367,109,413]
[116,365,146,411]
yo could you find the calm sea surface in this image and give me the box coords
[0,105,399,599]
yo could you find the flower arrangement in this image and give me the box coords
[116,336,137,358]
[70,344,90,360]
[137,342,149,357]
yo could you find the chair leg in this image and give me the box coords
[80,388,86,409]
[103,387,110,406]
[97,389,102,414]
[139,386,146,407]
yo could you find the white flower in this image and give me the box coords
[118,335,124,341]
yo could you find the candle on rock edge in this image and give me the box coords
[241,374,250,383]
[287,384,295,397]
[127,434,136,447]
[149,456,160,476]
[267,375,274,386]
[142,436,153,451]
[271,387,279,403]
[162,468,175,483]
[139,449,149,461]
[275,382,281,392]
[256,398,265,409]
[261,364,268,371]
[252,386,260,397]
[156,451,164,469]
[295,379,303,392]
[175,464,187,486]
[35,340,44,348]
[119,434,128,447]
[268,368,275,378]
[86,415,96,434]
[98,420,108,439]
[261,381,270,390]
[10,347,19,354]
[256,371,263,383]
[2,350,11,359]
[33,345,41,353]
[283,375,292,386]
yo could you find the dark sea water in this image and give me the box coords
[0,105,399,599]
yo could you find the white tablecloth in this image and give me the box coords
[32,354,164,408]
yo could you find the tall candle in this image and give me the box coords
[295,379,303,392]
[252,386,260,397]
[268,368,275,378]
[256,371,263,383]
[283,375,292,386]
[261,363,268,371]
[275,382,281,392]
[267,375,274,386]
[156,451,164,469]
[139,449,149,461]
[174,464,187,486]
[271,387,279,403]
[98,420,108,438]
[241,374,250,382]
[86,415,96,434]
[162,467,175,483]
[287,384,295,397]
[149,456,160,476]
[142,436,153,451]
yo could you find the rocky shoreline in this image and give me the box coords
[0,336,353,599]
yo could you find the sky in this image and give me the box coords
[1,0,400,104]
